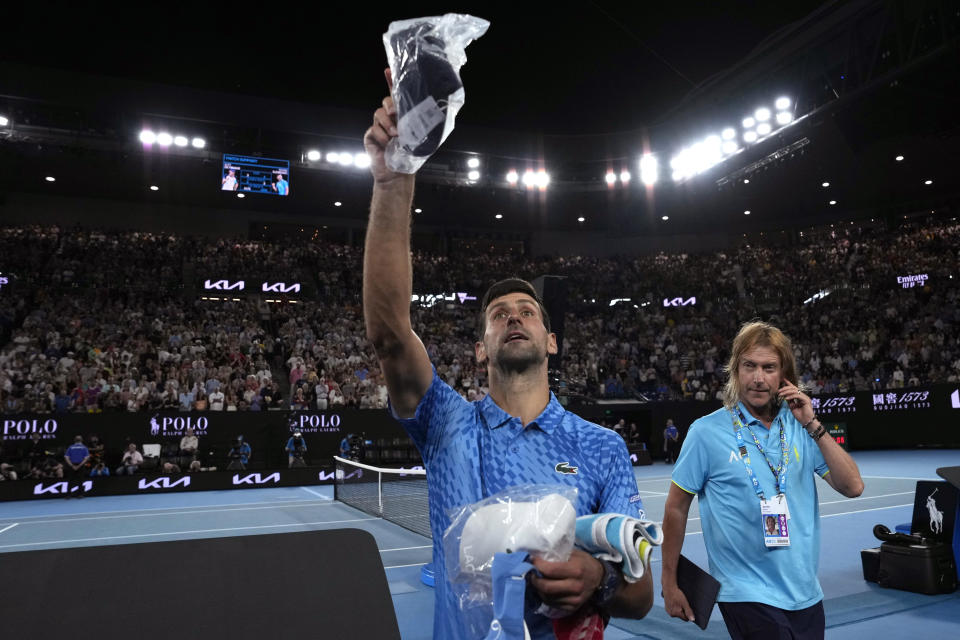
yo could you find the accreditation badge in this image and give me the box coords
[760,495,790,548]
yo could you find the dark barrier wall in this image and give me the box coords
[0,409,404,471]
[573,383,960,455]
[2,384,958,501]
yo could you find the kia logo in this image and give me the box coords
[261,282,301,293]
[34,480,92,495]
[232,472,280,485]
[204,279,245,291]
[138,477,191,490]
[663,297,696,307]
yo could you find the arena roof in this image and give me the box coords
[1,1,958,236]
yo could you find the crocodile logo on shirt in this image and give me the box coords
[555,462,578,475]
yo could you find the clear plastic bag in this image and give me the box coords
[442,485,577,639]
[382,13,490,174]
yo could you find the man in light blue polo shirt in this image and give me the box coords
[362,70,653,639]
[661,321,864,639]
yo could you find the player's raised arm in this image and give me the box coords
[362,68,433,418]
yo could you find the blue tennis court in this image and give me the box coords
[1,450,957,639]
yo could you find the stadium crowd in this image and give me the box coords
[0,217,957,416]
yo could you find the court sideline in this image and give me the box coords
[0,449,957,638]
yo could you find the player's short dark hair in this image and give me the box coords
[479,277,550,338]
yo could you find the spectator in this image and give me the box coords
[179,427,198,466]
[115,443,143,475]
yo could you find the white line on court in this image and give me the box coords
[380,545,432,552]
[0,497,332,523]
[637,491,669,497]
[384,562,430,570]
[680,496,915,526]
[819,491,915,506]
[0,500,342,526]
[860,475,939,481]
[0,517,379,550]
[0,523,18,535]
[821,503,912,518]
[299,486,328,498]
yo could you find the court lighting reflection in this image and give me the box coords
[640,154,658,186]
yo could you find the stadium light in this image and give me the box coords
[354,153,371,168]
[721,127,736,140]
[326,152,339,163]
[191,137,205,149]
[744,210,751,215]
[467,157,480,169]
[620,170,631,183]
[661,215,669,221]
[756,122,772,136]
[506,170,519,184]
[467,170,480,181]
[605,171,617,185]
[577,216,585,222]
[414,208,422,213]
[743,179,750,184]
[45,176,56,182]
[156,132,172,146]
[0,115,7,126]
[821,181,830,187]
[775,111,792,125]
[306,150,321,161]
[640,154,658,186]
[495,213,502,219]
[755,107,771,121]
[337,153,354,166]
[535,170,550,189]
[924,180,933,185]
[237,193,245,198]
[334,201,342,206]
[743,131,758,143]
[722,141,738,155]
[522,170,536,188]
[895,155,904,162]
[139,130,156,144]
[742,117,756,128]
[173,135,188,147]
[149,185,159,191]
[775,97,791,110]
[829,200,837,205]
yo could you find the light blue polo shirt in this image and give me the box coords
[672,402,829,610]
[394,370,644,640]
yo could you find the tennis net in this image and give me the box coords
[333,456,431,539]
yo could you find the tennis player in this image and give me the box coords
[362,68,653,639]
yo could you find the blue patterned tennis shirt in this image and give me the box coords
[393,369,644,639]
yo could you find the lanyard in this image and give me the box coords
[730,408,789,500]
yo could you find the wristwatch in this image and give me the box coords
[591,559,620,608]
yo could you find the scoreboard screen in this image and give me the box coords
[221,155,290,196]
[825,422,848,450]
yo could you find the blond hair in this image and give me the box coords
[721,321,801,409]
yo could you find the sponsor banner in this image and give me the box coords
[201,278,302,296]
[870,389,932,411]
[3,467,336,502]
[2,417,60,441]
[286,412,342,434]
[809,394,857,416]
[896,273,929,289]
[663,296,696,308]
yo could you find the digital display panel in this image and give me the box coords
[221,154,290,195]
